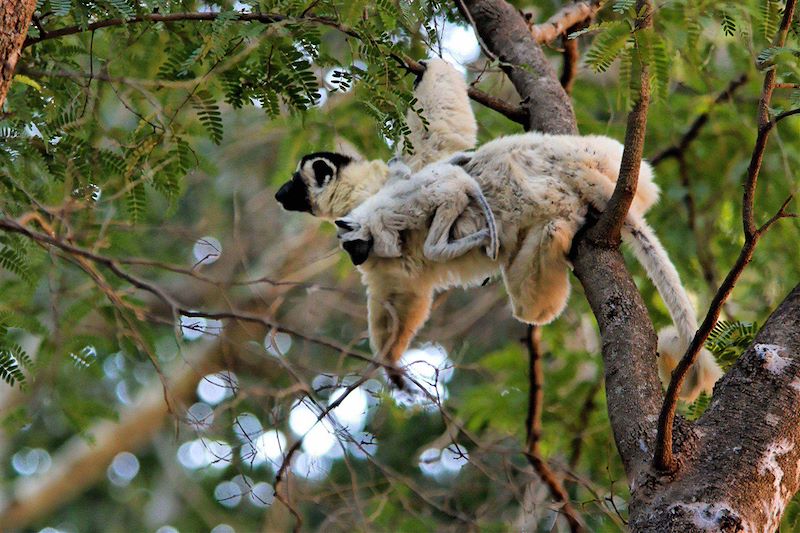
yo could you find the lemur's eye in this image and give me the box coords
[312,160,335,187]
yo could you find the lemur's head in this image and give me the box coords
[275,152,353,216]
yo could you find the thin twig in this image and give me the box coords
[651,74,749,166]
[653,0,798,473]
[523,325,585,533]
[0,216,386,369]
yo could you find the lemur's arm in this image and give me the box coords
[400,59,478,171]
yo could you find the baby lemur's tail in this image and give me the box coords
[622,216,723,401]
[468,185,499,261]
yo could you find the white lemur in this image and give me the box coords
[274,60,722,400]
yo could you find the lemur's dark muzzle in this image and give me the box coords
[275,174,312,213]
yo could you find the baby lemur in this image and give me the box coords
[334,156,498,266]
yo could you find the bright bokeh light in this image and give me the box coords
[249,482,275,508]
[311,374,337,395]
[418,448,441,477]
[264,331,292,357]
[427,17,481,71]
[328,386,369,432]
[289,399,341,457]
[197,372,238,404]
[441,443,470,472]
[12,448,52,476]
[392,345,454,410]
[347,431,378,460]
[192,236,222,266]
[246,429,286,469]
[177,439,234,471]
[210,524,235,533]
[186,402,214,432]
[233,413,262,443]
[107,451,140,487]
[291,453,332,482]
[323,67,352,92]
[177,440,207,470]
[180,314,206,341]
[155,527,179,533]
[214,481,242,508]
[206,440,233,470]
[315,88,329,107]
[418,443,469,480]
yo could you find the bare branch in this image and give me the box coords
[590,0,653,243]
[560,35,579,94]
[773,107,800,124]
[459,0,577,134]
[527,1,600,44]
[0,216,385,369]
[523,326,585,533]
[653,0,798,473]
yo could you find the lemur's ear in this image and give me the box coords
[334,137,365,162]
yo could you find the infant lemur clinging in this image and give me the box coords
[275,59,722,400]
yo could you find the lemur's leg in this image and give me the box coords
[364,271,434,384]
[502,218,577,324]
[365,270,433,362]
[423,191,492,262]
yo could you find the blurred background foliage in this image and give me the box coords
[0,0,798,531]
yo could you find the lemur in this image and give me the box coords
[334,156,499,265]
[274,59,722,400]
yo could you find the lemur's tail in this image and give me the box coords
[622,216,723,401]
[468,186,499,261]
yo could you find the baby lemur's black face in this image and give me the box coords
[274,152,352,215]
[334,219,373,265]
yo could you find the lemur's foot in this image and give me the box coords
[386,366,407,390]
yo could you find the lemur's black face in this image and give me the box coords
[275,173,312,213]
[274,152,353,215]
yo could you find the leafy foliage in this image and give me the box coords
[705,320,759,371]
[0,0,799,531]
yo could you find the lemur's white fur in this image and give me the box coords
[337,158,499,262]
[397,59,478,171]
[282,59,721,401]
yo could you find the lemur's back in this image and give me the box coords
[463,132,659,220]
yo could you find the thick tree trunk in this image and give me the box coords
[464,0,800,530]
[630,284,800,532]
[0,0,37,109]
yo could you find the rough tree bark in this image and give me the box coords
[0,0,37,109]
[462,0,800,530]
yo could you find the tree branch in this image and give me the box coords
[590,0,653,244]
[631,284,800,531]
[0,0,38,108]
[527,1,601,44]
[459,0,577,134]
[401,57,527,125]
[650,74,749,166]
[523,325,584,533]
[653,0,798,474]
